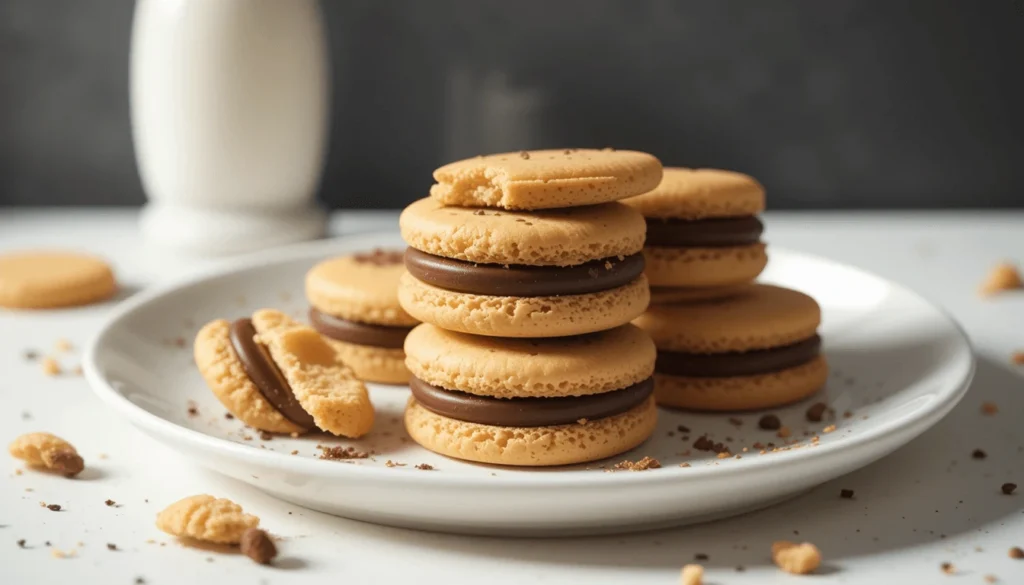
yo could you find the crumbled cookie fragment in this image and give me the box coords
[679,462,691,468]
[258,431,273,441]
[385,460,406,468]
[972,449,987,459]
[611,457,661,471]
[771,541,821,575]
[940,562,956,574]
[415,463,434,471]
[107,543,117,551]
[982,402,999,415]
[105,499,116,507]
[776,426,792,439]
[317,445,369,460]
[1009,546,1024,559]
[679,564,703,585]
[240,528,277,565]
[840,489,854,499]
[17,539,26,548]
[23,350,39,361]
[822,425,836,434]
[805,402,829,422]
[47,504,61,512]
[8,432,85,477]
[694,553,709,561]
[224,413,234,420]
[1002,483,1017,495]
[979,262,1024,296]
[758,414,781,430]
[676,424,690,433]
[41,358,61,376]
[51,548,75,559]
[1012,351,1024,365]
[156,495,259,544]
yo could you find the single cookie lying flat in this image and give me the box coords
[398,198,650,338]
[430,149,663,210]
[194,309,374,436]
[623,168,767,292]
[306,249,418,384]
[0,251,117,309]
[633,284,827,410]
[403,323,658,466]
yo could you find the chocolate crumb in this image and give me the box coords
[240,528,277,565]
[135,578,146,584]
[224,413,234,420]
[46,504,61,512]
[415,463,435,471]
[972,448,987,459]
[23,350,38,361]
[758,414,781,430]
[519,151,530,160]
[982,402,999,415]
[693,435,713,451]
[317,445,370,460]
[259,431,273,441]
[105,499,115,507]
[695,553,709,561]
[735,565,745,572]
[728,417,743,427]
[840,489,855,499]
[805,402,828,422]
[1009,546,1024,559]
[1002,482,1017,495]
[940,562,956,574]
[187,404,199,417]
[611,456,661,471]
[843,410,853,419]
[677,424,690,433]
[17,539,25,548]
[107,543,117,551]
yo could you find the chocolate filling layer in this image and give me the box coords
[308,308,411,349]
[409,376,654,427]
[645,216,763,247]
[404,247,645,297]
[229,318,316,430]
[656,335,821,378]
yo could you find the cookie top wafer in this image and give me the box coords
[623,167,765,220]
[305,249,417,326]
[404,323,655,398]
[430,149,663,210]
[400,197,645,266]
[633,284,820,353]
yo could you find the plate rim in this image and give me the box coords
[83,232,976,489]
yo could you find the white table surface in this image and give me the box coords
[1,208,1022,585]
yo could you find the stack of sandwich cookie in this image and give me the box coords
[623,167,767,302]
[633,284,827,411]
[194,309,374,437]
[399,148,663,465]
[305,249,418,383]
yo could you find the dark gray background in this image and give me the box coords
[1,0,1022,209]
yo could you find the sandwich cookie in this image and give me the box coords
[194,309,374,437]
[623,168,768,290]
[306,249,418,384]
[633,284,827,411]
[403,323,658,466]
[431,148,663,210]
[398,198,650,338]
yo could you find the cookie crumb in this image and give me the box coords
[979,262,1024,296]
[17,539,26,548]
[224,413,234,420]
[805,402,828,422]
[985,575,998,583]
[23,350,39,361]
[385,460,406,468]
[776,426,792,439]
[1009,546,1024,559]
[676,424,690,433]
[940,562,956,574]
[415,463,434,471]
[693,435,713,451]
[680,564,703,585]
[1012,352,1024,365]
[772,541,821,575]
[55,339,73,353]
[1002,482,1017,495]
[840,489,855,499]
[757,414,781,430]
[290,450,298,455]
[258,431,273,441]
[187,402,199,417]
[972,448,987,459]
[47,504,61,512]
[41,358,61,376]
[694,553,708,561]
[105,499,116,507]
[240,528,277,565]
[728,417,743,427]
[612,456,661,471]
[9,433,85,477]
[679,462,691,468]
[51,548,75,559]
[981,402,999,415]
[823,424,837,434]
[106,543,117,551]
[317,445,369,460]
[716,452,730,459]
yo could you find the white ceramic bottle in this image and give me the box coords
[131,0,329,255]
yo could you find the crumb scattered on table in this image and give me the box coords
[982,402,999,415]
[979,262,1024,296]
[1002,483,1017,495]
[680,564,703,585]
[940,561,956,574]
[1009,546,1024,559]
[41,358,61,376]
[317,445,369,460]
[973,449,987,459]
[611,456,661,471]
[415,463,434,471]
[840,489,855,499]
[758,414,781,430]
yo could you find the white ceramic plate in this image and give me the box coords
[84,233,974,536]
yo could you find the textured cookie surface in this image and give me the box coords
[405,396,658,466]
[156,495,259,544]
[430,149,663,210]
[622,167,765,220]
[399,273,650,338]
[649,284,753,304]
[0,251,117,309]
[194,319,304,434]
[633,284,821,353]
[405,323,655,398]
[400,197,645,266]
[325,338,409,385]
[305,251,418,326]
[644,244,768,287]
[252,309,374,437]
[655,356,828,410]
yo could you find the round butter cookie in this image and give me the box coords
[306,249,417,384]
[194,309,374,437]
[632,284,827,410]
[399,198,650,337]
[430,148,663,210]
[402,323,657,466]
[623,168,767,290]
[0,251,117,309]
